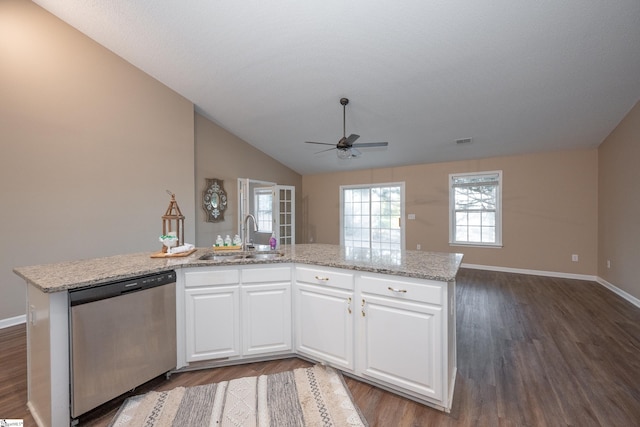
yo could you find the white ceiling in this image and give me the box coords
[34,0,640,175]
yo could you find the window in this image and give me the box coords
[341,183,405,253]
[449,171,502,247]
[254,188,273,232]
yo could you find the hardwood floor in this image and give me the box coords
[2,269,639,426]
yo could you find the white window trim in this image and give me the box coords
[449,170,503,248]
[339,182,406,250]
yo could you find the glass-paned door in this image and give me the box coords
[340,183,405,252]
[238,179,295,247]
[275,185,295,246]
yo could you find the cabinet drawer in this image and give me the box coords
[358,274,444,305]
[242,266,291,284]
[295,265,354,290]
[184,268,240,287]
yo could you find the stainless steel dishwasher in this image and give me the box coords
[69,271,176,419]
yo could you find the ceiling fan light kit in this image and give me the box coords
[305,98,389,159]
[337,149,352,159]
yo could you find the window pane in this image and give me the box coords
[255,190,273,232]
[482,212,495,226]
[482,187,496,207]
[390,187,401,201]
[354,202,363,215]
[344,202,352,215]
[371,188,381,202]
[468,226,482,242]
[456,226,467,241]
[454,188,468,209]
[456,212,468,225]
[468,212,481,226]
[482,226,495,242]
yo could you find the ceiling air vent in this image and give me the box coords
[455,137,473,144]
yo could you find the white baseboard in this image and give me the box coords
[461,263,597,282]
[596,277,640,309]
[0,314,26,329]
[461,263,640,309]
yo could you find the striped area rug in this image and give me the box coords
[108,365,368,427]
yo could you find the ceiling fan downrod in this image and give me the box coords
[340,98,349,142]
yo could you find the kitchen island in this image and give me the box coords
[14,244,463,427]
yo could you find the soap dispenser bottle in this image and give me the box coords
[269,232,277,250]
[215,235,223,247]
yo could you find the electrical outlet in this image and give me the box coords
[572,254,579,262]
[416,244,421,250]
[408,213,416,220]
[607,260,611,269]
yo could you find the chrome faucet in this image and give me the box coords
[242,214,258,251]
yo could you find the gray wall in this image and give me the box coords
[1,0,195,321]
[598,101,640,300]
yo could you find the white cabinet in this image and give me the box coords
[184,268,241,362]
[356,273,454,409]
[183,265,292,364]
[294,266,355,370]
[241,266,292,356]
[180,262,456,412]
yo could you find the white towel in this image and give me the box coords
[171,243,194,253]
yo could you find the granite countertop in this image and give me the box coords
[14,244,463,293]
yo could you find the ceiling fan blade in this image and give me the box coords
[352,141,388,148]
[350,147,362,157]
[305,141,335,146]
[345,134,360,144]
[315,147,337,154]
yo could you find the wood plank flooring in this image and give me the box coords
[2,269,639,426]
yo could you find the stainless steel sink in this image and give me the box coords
[198,253,244,261]
[198,251,283,261]
[243,252,284,260]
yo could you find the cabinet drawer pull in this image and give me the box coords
[315,275,330,281]
[388,286,407,293]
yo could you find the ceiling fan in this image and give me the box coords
[305,98,389,159]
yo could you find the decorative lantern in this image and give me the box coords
[162,192,185,252]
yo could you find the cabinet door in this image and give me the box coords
[185,286,240,362]
[242,283,292,356]
[359,294,443,401]
[295,283,354,370]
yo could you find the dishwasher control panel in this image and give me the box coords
[69,271,176,306]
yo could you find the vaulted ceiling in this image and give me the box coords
[34,1,640,174]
